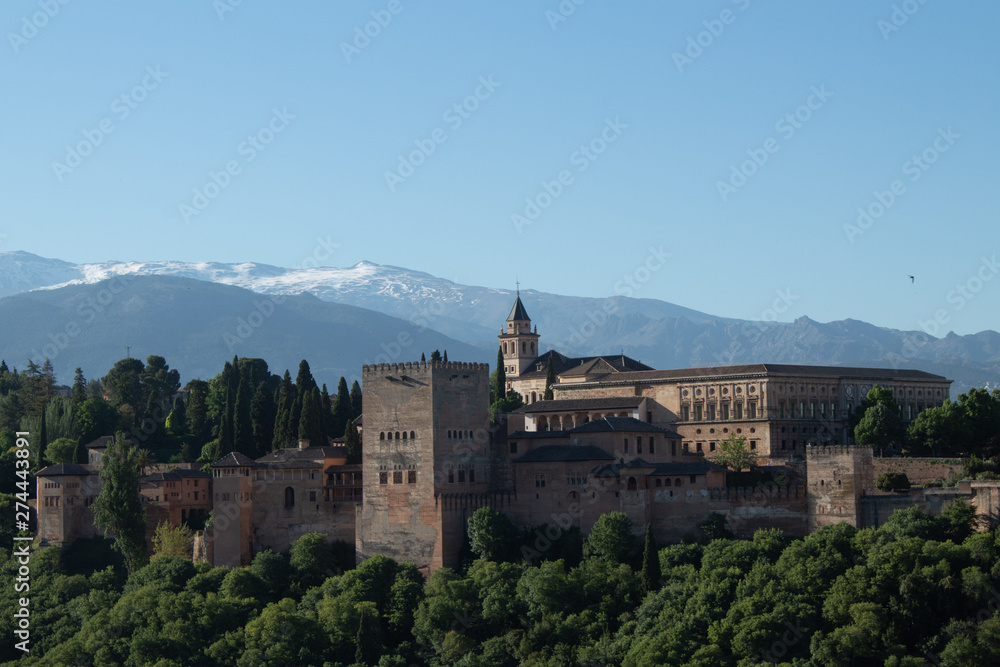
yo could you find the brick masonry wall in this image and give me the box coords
[872,457,966,485]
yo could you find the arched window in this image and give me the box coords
[655,479,662,487]
[402,431,407,440]
[395,432,400,440]
[627,477,637,491]
[531,391,536,403]
[675,478,682,487]
[665,478,672,487]
[410,431,415,439]
[380,432,385,440]
[522,342,526,353]
[284,487,294,508]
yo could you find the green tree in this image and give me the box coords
[249,381,276,458]
[350,380,363,420]
[344,419,362,464]
[468,507,518,562]
[355,600,384,666]
[298,386,326,446]
[71,367,87,411]
[102,358,145,411]
[92,433,148,573]
[586,511,633,564]
[165,396,187,438]
[855,402,904,455]
[908,399,964,455]
[640,524,661,594]
[184,379,210,444]
[233,379,252,456]
[543,356,555,400]
[430,350,442,362]
[44,437,78,464]
[290,532,337,591]
[876,472,911,492]
[332,376,353,438]
[272,369,294,450]
[151,520,194,559]
[76,396,119,446]
[492,346,506,405]
[715,433,757,472]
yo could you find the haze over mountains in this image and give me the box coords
[1,251,997,394]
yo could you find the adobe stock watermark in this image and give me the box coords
[511,116,627,233]
[30,274,136,365]
[178,107,295,223]
[672,0,751,73]
[8,0,72,54]
[545,0,588,31]
[213,0,246,21]
[843,126,958,244]
[51,66,169,182]
[713,288,799,365]
[384,75,501,192]
[918,254,998,338]
[878,0,932,41]
[340,0,406,63]
[716,84,832,202]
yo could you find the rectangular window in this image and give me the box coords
[799,401,805,417]
[509,441,518,454]
[649,438,655,454]
[647,411,653,423]
[722,403,730,420]
[379,472,388,485]
[458,470,465,483]
[682,406,690,421]
[393,471,403,484]
[689,475,697,483]
[695,405,703,421]
[696,442,703,453]
[535,474,545,488]
[448,469,454,483]
[735,403,743,419]
[407,470,416,484]
[779,401,785,418]
[831,403,837,419]
[671,441,677,456]
[749,403,757,419]
[810,402,816,418]
[624,437,629,454]
[710,441,716,452]
[469,468,475,483]
[750,440,757,450]
[309,491,316,502]
[636,436,642,454]
[820,402,826,418]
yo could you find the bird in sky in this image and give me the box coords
[908,275,915,283]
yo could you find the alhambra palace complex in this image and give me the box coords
[35,296,1000,573]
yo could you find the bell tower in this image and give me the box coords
[499,287,540,385]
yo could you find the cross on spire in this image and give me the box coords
[515,279,520,296]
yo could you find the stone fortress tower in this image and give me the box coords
[356,360,498,573]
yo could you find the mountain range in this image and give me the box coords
[0,251,997,394]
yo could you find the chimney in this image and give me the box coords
[298,439,310,450]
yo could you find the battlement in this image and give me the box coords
[805,444,870,460]
[362,361,490,376]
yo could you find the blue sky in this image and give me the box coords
[2,1,998,336]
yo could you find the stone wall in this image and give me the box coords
[872,457,966,485]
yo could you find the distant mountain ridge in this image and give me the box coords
[0,251,997,394]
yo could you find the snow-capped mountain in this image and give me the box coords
[1,251,998,395]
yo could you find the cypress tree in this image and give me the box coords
[92,433,148,574]
[350,380,363,420]
[218,386,234,453]
[250,381,276,457]
[344,419,361,464]
[641,524,661,595]
[71,368,87,411]
[493,346,506,403]
[320,383,334,440]
[443,350,448,362]
[37,408,48,470]
[298,387,325,446]
[332,377,352,437]
[233,379,253,456]
[420,352,426,363]
[543,356,555,401]
[272,370,294,450]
